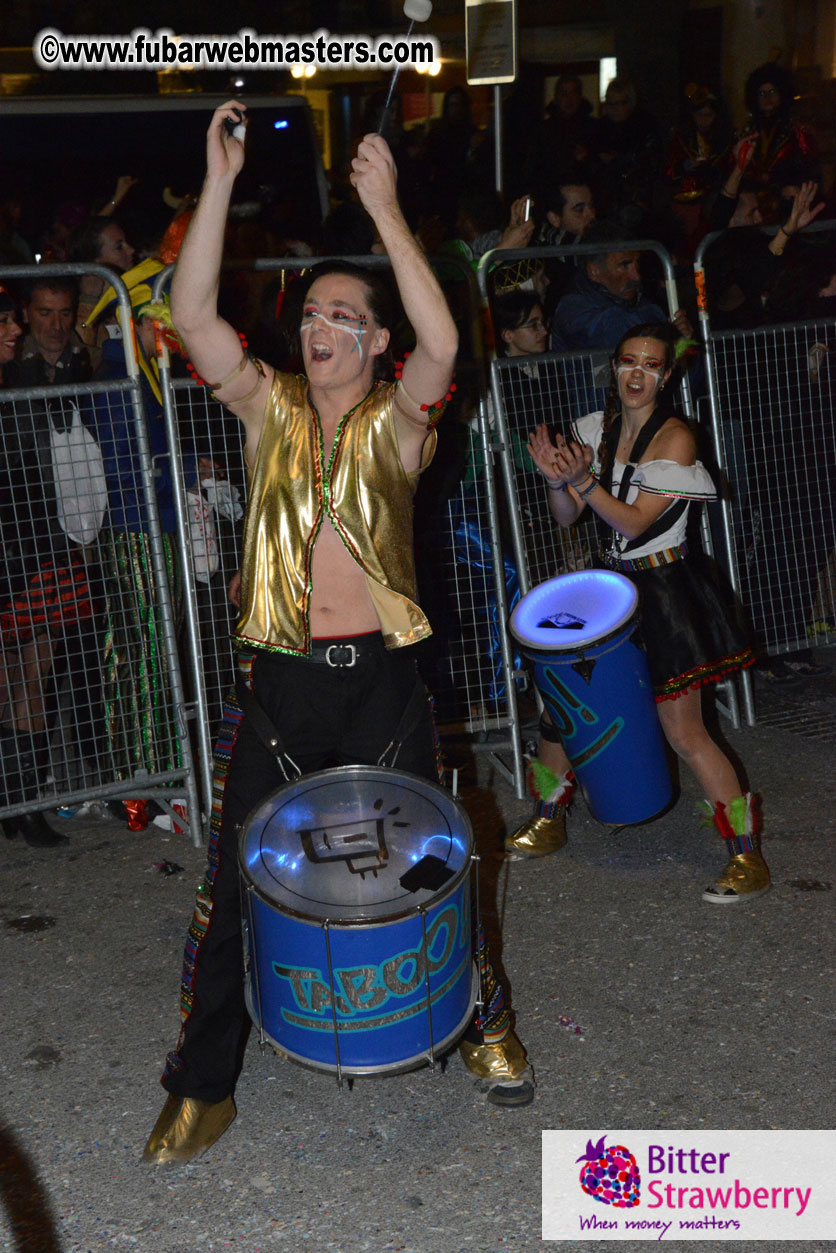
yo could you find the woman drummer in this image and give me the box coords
[521,322,768,903]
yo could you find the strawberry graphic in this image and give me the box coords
[577,1134,641,1207]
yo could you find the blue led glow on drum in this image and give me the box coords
[238,766,477,1076]
[510,570,672,823]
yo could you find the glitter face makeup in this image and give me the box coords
[616,362,664,381]
[300,306,369,357]
[615,337,670,409]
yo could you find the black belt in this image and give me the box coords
[305,636,385,668]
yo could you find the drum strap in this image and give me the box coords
[374,676,432,769]
[234,673,302,780]
[234,672,430,775]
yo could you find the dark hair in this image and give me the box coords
[67,215,118,264]
[298,260,396,379]
[605,75,638,110]
[441,85,472,123]
[744,61,794,118]
[493,290,542,355]
[543,166,593,215]
[580,220,632,267]
[598,322,678,475]
[554,73,583,96]
[24,276,79,307]
[680,85,733,148]
[0,284,18,316]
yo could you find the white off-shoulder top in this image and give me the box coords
[570,411,716,561]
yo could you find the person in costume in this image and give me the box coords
[665,85,734,259]
[143,102,534,1166]
[521,322,768,905]
[739,62,819,193]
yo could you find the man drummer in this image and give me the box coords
[143,103,534,1164]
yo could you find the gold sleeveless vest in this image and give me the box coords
[234,372,435,654]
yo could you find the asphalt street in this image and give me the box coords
[1,660,834,1253]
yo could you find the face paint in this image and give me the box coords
[300,308,369,357]
[616,362,664,384]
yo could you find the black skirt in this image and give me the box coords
[623,555,754,701]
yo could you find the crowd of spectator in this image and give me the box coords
[1,57,834,841]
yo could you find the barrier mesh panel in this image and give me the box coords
[491,352,603,590]
[708,320,836,654]
[0,383,186,812]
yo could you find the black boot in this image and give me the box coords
[1,727,68,848]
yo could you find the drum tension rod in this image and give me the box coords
[419,906,436,1070]
[322,920,344,1088]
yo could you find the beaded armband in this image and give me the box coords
[394,353,457,429]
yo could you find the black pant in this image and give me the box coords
[163,638,439,1103]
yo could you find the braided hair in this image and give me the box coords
[597,322,679,479]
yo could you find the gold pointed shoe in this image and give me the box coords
[459,1031,535,1107]
[504,813,567,860]
[142,1094,236,1164]
[702,851,771,905]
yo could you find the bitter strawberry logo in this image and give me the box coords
[577,1134,641,1207]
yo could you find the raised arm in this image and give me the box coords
[350,134,458,449]
[170,101,271,443]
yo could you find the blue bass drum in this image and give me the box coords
[238,766,477,1078]
[509,570,672,824]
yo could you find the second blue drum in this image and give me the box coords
[510,570,672,824]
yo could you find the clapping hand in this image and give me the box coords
[527,424,563,480]
[553,437,594,487]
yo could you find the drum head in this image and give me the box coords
[509,569,637,652]
[239,765,472,924]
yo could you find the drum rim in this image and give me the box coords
[522,610,640,663]
[509,569,638,653]
[237,763,474,925]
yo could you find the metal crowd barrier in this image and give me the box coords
[694,224,836,723]
[0,263,202,842]
[476,240,744,743]
[152,252,527,814]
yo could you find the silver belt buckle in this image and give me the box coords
[325,643,357,668]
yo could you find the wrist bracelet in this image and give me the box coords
[577,477,598,498]
[547,480,568,492]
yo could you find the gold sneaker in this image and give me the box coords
[702,850,771,904]
[459,1030,534,1107]
[142,1094,236,1164]
[504,812,567,860]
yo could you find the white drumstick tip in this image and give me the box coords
[403,0,433,20]
[232,123,247,142]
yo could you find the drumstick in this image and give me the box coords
[378,0,434,133]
